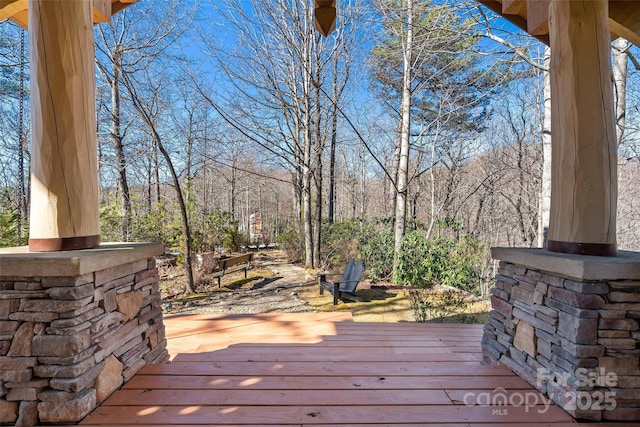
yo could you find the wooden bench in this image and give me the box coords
[210,253,254,287]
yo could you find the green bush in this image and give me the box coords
[395,230,432,287]
[357,218,395,281]
[322,219,361,269]
[0,209,19,248]
[408,288,468,322]
[99,203,122,242]
[276,227,304,263]
[222,221,249,252]
[395,227,484,294]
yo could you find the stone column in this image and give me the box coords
[28,0,100,251]
[0,243,168,425]
[483,248,640,421]
[547,0,618,256]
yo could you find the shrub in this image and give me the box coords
[0,209,19,248]
[395,227,485,294]
[199,209,233,253]
[408,288,468,322]
[357,218,395,281]
[276,227,304,263]
[322,219,361,269]
[222,221,249,252]
[395,230,432,287]
[99,203,122,242]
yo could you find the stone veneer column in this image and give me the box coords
[483,248,640,421]
[0,243,168,425]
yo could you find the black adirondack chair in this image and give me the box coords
[318,259,364,305]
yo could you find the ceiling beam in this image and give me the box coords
[502,0,527,16]
[0,0,137,29]
[476,0,549,45]
[526,0,550,36]
[0,0,27,28]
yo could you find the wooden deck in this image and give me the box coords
[81,313,636,426]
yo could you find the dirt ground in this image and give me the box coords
[159,250,490,322]
[159,250,318,315]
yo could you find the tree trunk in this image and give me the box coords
[388,126,401,217]
[538,47,551,248]
[153,137,161,206]
[17,29,27,243]
[393,0,414,278]
[111,48,132,242]
[328,54,339,225]
[312,38,323,269]
[426,138,437,239]
[302,4,315,268]
[146,159,152,214]
[613,37,628,146]
[360,142,366,217]
[155,134,195,293]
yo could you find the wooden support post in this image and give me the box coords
[314,0,336,37]
[547,0,618,256]
[28,0,100,251]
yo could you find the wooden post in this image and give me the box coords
[547,0,618,257]
[28,0,100,251]
[314,0,336,37]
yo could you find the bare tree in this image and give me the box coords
[393,0,414,273]
[199,0,360,267]
[95,0,190,241]
[120,69,196,293]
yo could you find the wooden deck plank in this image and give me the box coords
[102,389,453,406]
[123,374,537,391]
[172,348,463,363]
[227,340,461,347]
[82,404,574,425]
[139,361,513,377]
[79,315,629,426]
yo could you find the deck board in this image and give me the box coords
[79,313,630,426]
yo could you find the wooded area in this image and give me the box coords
[2,0,640,294]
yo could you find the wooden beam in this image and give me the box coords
[0,0,26,18]
[502,0,527,16]
[609,1,640,47]
[527,0,550,35]
[111,0,137,16]
[2,0,136,28]
[476,0,550,45]
[547,0,618,256]
[93,0,112,23]
[0,0,27,28]
[609,20,640,49]
[28,0,100,251]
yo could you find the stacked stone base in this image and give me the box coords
[0,243,168,425]
[483,248,640,421]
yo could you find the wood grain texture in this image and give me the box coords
[28,0,100,248]
[548,0,618,252]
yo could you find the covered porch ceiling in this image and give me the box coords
[477,0,640,47]
[0,0,137,28]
